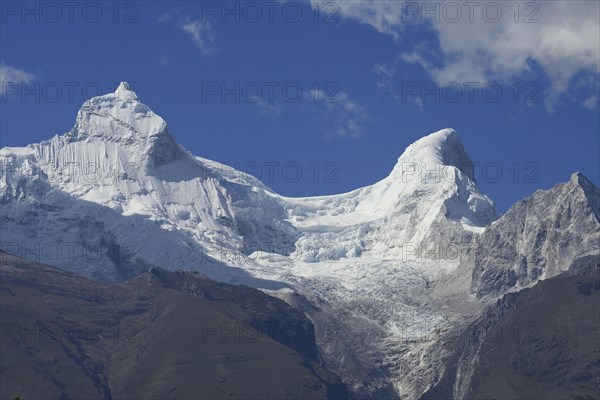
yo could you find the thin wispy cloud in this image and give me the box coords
[255,100,282,118]
[0,63,35,94]
[308,90,370,139]
[179,17,216,55]
[373,62,397,95]
[157,9,178,23]
[311,0,406,39]
[159,9,217,56]
[574,75,600,110]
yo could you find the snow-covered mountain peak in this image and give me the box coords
[1,83,499,276]
[114,81,138,100]
[1,79,498,278]
[392,128,477,183]
[69,81,166,144]
[56,82,189,172]
[284,128,497,265]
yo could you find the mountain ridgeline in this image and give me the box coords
[1,83,598,399]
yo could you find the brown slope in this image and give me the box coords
[462,259,600,400]
[0,252,350,400]
[422,256,600,400]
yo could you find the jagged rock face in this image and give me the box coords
[471,173,600,298]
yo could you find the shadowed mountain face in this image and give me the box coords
[422,256,600,400]
[0,252,350,400]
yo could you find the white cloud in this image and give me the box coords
[0,63,35,94]
[255,99,282,118]
[158,9,179,23]
[582,95,598,110]
[312,0,406,39]
[159,10,217,55]
[373,62,397,94]
[309,90,369,139]
[318,1,600,111]
[373,63,395,77]
[574,75,600,110]
[179,17,217,55]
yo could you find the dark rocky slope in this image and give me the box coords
[423,255,600,400]
[0,252,350,400]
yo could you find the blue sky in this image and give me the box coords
[1,0,599,212]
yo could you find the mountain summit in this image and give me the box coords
[472,169,600,297]
[62,81,186,171]
[114,81,138,100]
[392,128,478,182]
[71,81,163,141]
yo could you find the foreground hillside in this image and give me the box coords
[423,256,600,399]
[0,252,349,400]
